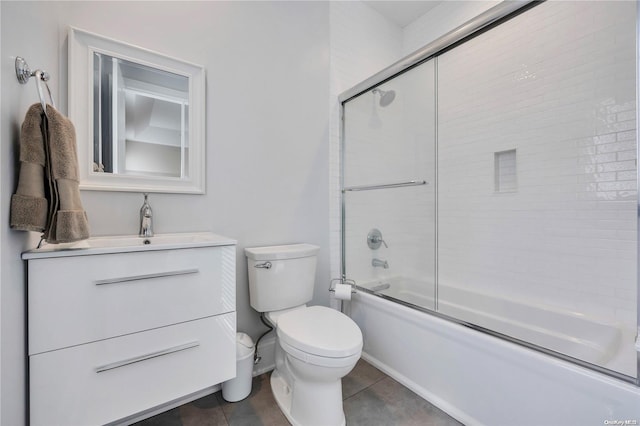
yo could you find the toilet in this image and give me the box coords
[245,244,362,426]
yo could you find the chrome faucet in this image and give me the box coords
[139,193,154,237]
[367,228,388,250]
[372,258,389,269]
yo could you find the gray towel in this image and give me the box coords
[10,104,89,243]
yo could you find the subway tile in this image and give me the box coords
[600,160,636,172]
[616,170,637,181]
[596,140,636,154]
[339,1,637,346]
[616,149,636,161]
[597,181,636,192]
[617,190,637,200]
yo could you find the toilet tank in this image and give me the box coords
[245,244,320,312]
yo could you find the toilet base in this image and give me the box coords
[271,369,346,426]
[270,370,296,425]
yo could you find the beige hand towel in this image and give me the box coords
[43,105,89,243]
[10,104,89,243]
[10,104,48,232]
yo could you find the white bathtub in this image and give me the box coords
[359,277,635,376]
[350,280,640,425]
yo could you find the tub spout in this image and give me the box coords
[372,258,389,269]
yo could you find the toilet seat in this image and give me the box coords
[276,306,362,364]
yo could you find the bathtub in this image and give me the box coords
[359,277,633,374]
[349,278,640,425]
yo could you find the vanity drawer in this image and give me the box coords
[28,246,235,355]
[29,313,236,426]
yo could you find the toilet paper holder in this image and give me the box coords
[329,278,356,294]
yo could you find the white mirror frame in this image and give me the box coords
[68,26,206,194]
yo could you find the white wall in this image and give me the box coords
[402,1,499,55]
[1,2,329,425]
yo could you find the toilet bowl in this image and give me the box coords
[245,244,363,426]
[268,305,362,426]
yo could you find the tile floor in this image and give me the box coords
[135,359,463,426]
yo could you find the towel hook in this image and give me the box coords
[15,57,55,112]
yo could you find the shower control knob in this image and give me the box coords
[367,228,388,250]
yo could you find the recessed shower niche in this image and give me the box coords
[494,149,517,193]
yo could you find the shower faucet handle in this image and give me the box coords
[377,237,388,248]
[367,228,388,249]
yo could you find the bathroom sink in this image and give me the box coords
[23,232,236,259]
[79,233,219,248]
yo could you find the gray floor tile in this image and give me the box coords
[135,407,183,426]
[135,393,227,426]
[218,373,289,426]
[134,360,462,426]
[344,376,464,426]
[178,393,228,426]
[342,359,387,400]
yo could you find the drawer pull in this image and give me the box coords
[94,268,199,286]
[95,341,200,373]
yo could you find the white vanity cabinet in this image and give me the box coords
[23,233,237,426]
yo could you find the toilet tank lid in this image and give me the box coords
[245,243,319,261]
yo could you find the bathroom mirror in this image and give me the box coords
[68,27,205,193]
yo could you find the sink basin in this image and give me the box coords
[71,233,221,248]
[23,232,236,259]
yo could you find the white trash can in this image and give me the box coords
[222,332,255,402]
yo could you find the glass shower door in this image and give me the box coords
[435,1,637,378]
[340,0,637,382]
[342,60,436,310]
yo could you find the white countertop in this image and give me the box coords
[22,232,237,259]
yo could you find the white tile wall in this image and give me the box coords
[341,60,436,292]
[331,1,637,359]
[329,1,498,288]
[437,1,637,329]
[344,185,434,287]
[329,2,404,287]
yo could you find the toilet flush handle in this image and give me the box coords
[254,262,272,269]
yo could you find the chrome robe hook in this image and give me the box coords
[15,56,55,112]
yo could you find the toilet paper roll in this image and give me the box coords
[333,283,352,301]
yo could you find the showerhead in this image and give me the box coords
[372,88,396,107]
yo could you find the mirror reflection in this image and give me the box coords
[93,53,189,178]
